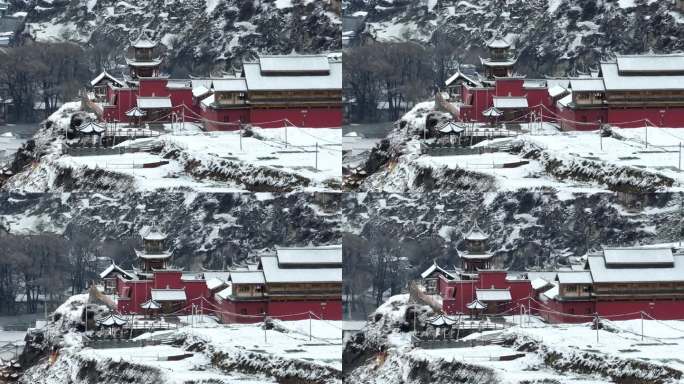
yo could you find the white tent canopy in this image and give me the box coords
[98,313,128,327]
[466,299,487,310]
[482,107,503,117]
[427,313,458,326]
[78,121,106,134]
[140,299,161,310]
[437,121,465,134]
[125,106,147,117]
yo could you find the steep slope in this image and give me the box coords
[0,191,342,270]
[345,0,684,76]
[10,0,340,74]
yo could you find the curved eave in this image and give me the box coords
[125,58,162,67]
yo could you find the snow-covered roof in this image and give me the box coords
[487,36,511,49]
[200,94,215,108]
[569,78,605,92]
[465,221,488,241]
[166,80,191,89]
[203,271,231,281]
[258,54,330,74]
[140,227,167,241]
[243,60,341,91]
[150,288,187,302]
[125,58,163,67]
[444,71,481,87]
[134,249,171,259]
[616,54,684,74]
[140,299,161,309]
[99,263,136,280]
[192,85,211,98]
[437,121,465,134]
[556,271,593,285]
[530,277,552,291]
[548,84,569,98]
[275,245,342,266]
[480,57,517,67]
[602,247,674,266]
[557,93,573,107]
[420,262,456,279]
[137,96,172,109]
[229,271,265,285]
[476,288,512,302]
[427,313,458,326]
[458,252,493,260]
[216,284,233,300]
[90,71,125,88]
[466,299,487,309]
[601,61,684,91]
[206,277,226,291]
[541,283,559,300]
[482,107,503,117]
[492,96,528,109]
[78,121,106,134]
[259,256,341,283]
[130,31,157,49]
[211,79,247,92]
[125,106,147,117]
[98,313,128,326]
[587,254,684,283]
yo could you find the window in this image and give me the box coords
[239,286,250,292]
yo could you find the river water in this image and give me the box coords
[0,123,39,164]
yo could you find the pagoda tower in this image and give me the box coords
[480,35,516,80]
[458,220,495,273]
[125,31,162,81]
[134,226,171,276]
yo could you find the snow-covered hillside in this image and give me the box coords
[345,0,684,76]
[9,0,340,74]
[344,294,684,384]
[0,191,342,271]
[1,103,341,192]
[353,102,684,193]
[20,294,342,384]
[342,191,683,311]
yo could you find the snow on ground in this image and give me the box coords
[77,319,342,383]
[180,319,342,371]
[77,344,275,384]
[393,122,684,192]
[381,313,684,383]
[50,122,340,191]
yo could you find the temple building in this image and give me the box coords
[422,232,684,322]
[421,221,534,316]
[90,32,342,130]
[448,35,684,129]
[99,227,342,323]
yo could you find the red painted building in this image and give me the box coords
[447,36,684,130]
[91,33,341,130]
[100,228,342,323]
[422,224,684,323]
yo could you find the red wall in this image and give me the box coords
[200,107,250,131]
[250,107,342,128]
[607,107,684,128]
[496,79,524,97]
[268,299,343,321]
[139,79,170,97]
[540,298,595,323]
[217,299,268,324]
[525,88,553,110]
[184,280,209,308]
[116,277,153,314]
[438,273,533,315]
[153,271,183,289]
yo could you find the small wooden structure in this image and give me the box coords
[77,121,106,146]
[125,106,147,127]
